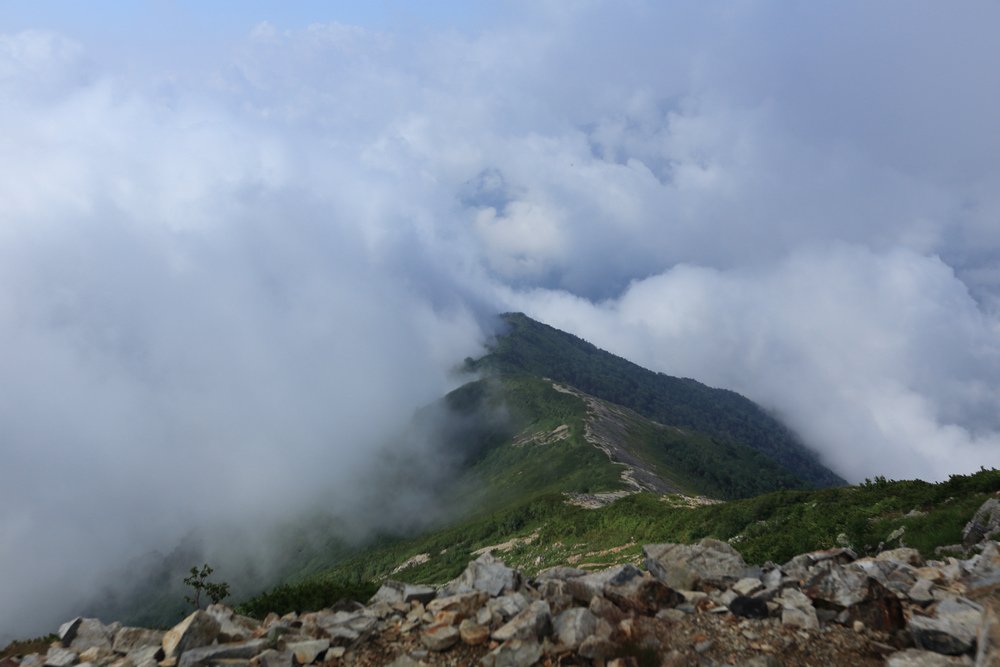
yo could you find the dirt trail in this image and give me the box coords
[552,382,685,502]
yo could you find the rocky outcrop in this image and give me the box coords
[963,498,1000,547]
[9,537,1000,666]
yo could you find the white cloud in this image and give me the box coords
[506,245,1000,482]
[2,0,1000,639]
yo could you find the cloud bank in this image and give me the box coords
[2,0,1000,640]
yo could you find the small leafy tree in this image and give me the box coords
[184,563,230,609]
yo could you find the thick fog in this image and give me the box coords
[2,1,1000,641]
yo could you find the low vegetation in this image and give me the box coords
[237,468,1000,617]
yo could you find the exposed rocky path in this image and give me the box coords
[550,382,685,503]
[9,498,1000,667]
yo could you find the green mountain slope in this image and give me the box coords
[239,468,1000,618]
[439,375,806,503]
[468,312,843,488]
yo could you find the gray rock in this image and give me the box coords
[963,499,1000,547]
[177,640,266,667]
[250,650,294,667]
[458,618,489,646]
[603,564,682,615]
[438,553,521,597]
[782,548,856,582]
[910,579,938,605]
[533,578,573,615]
[284,640,329,665]
[910,597,983,656]
[76,646,112,666]
[112,628,164,654]
[577,620,615,661]
[59,618,83,646]
[966,541,1000,589]
[878,547,925,567]
[426,591,488,620]
[535,566,586,580]
[484,593,529,627]
[313,609,378,644]
[732,577,764,597]
[162,611,222,660]
[125,646,161,667]
[69,619,113,652]
[204,606,260,643]
[552,608,598,650]
[480,639,542,667]
[811,565,905,632]
[644,539,747,590]
[492,600,551,642]
[762,568,784,590]
[369,581,437,606]
[564,566,620,604]
[45,648,78,667]
[779,589,818,629]
[420,624,459,652]
[885,649,973,666]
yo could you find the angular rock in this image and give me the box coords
[59,618,84,647]
[963,498,1000,547]
[966,541,1000,589]
[578,620,615,661]
[644,539,747,590]
[910,597,983,656]
[284,639,329,665]
[885,649,974,666]
[878,547,925,567]
[732,577,764,597]
[910,579,938,605]
[421,623,459,652]
[369,581,437,607]
[480,639,542,667]
[77,646,112,665]
[45,648,78,667]
[535,566,587,580]
[780,589,819,629]
[162,611,221,660]
[564,567,620,604]
[492,600,551,642]
[802,562,905,631]
[125,646,161,667]
[69,619,113,652]
[425,591,487,621]
[602,565,683,615]
[438,553,521,597]
[250,650,294,667]
[113,628,164,655]
[783,548,857,582]
[457,619,489,646]
[473,592,530,631]
[177,640,266,667]
[204,606,260,643]
[533,578,573,616]
[552,608,598,650]
[313,609,378,644]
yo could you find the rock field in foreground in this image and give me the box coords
[8,500,1000,667]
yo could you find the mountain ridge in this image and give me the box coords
[469,312,844,488]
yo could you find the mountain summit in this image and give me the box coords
[465,312,844,493]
